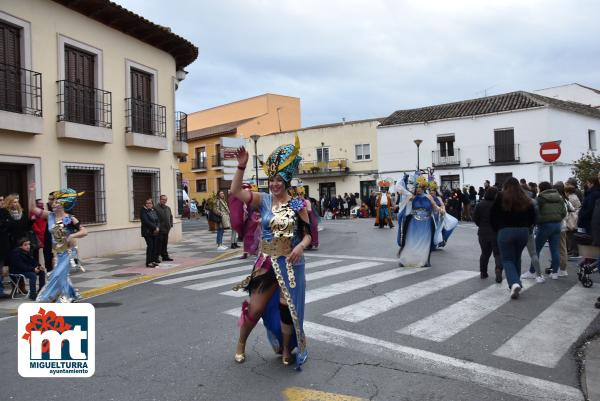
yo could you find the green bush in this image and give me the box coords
[572,152,600,185]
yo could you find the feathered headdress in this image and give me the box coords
[53,188,85,212]
[262,134,302,183]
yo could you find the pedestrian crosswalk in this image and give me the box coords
[154,254,600,376]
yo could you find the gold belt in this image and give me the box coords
[260,238,292,257]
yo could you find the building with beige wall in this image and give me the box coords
[0,0,197,257]
[243,118,383,202]
[181,94,301,201]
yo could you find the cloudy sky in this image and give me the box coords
[117,0,600,127]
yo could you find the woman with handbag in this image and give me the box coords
[214,190,231,251]
[565,179,582,256]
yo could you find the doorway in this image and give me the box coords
[360,180,376,202]
[0,163,28,205]
[319,182,336,201]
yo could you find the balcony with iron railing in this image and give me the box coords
[125,98,168,150]
[489,144,520,164]
[432,149,461,168]
[298,158,350,177]
[56,80,113,143]
[211,154,223,168]
[0,62,43,135]
[174,111,188,156]
[191,158,207,171]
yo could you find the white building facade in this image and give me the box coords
[377,91,600,190]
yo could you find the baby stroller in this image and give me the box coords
[574,232,599,288]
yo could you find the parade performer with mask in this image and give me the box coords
[396,173,439,267]
[31,188,87,302]
[374,180,395,229]
[229,135,311,369]
[229,183,262,259]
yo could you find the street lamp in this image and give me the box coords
[414,139,423,171]
[250,134,260,188]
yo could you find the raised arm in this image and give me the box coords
[28,183,49,219]
[230,146,261,210]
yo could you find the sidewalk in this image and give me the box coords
[0,220,240,318]
[583,336,600,401]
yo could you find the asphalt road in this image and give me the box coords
[1,218,597,401]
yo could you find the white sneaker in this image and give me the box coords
[535,275,546,284]
[558,270,568,277]
[510,283,521,299]
[217,245,229,251]
[520,271,537,279]
[550,273,559,280]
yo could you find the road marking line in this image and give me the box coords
[304,321,583,401]
[184,259,342,292]
[325,270,479,322]
[158,259,248,278]
[493,284,600,367]
[220,261,381,297]
[223,267,426,314]
[398,280,537,341]
[283,387,367,401]
[305,253,397,263]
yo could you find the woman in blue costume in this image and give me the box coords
[230,135,311,369]
[397,175,440,267]
[430,185,459,250]
[32,188,87,303]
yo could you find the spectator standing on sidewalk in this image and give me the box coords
[214,190,231,250]
[490,177,535,299]
[578,176,600,235]
[4,194,31,255]
[8,238,46,300]
[155,195,174,262]
[473,187,502,281]
[29,198,47,267]
[565,179,582,256]
[553,181,572,274]
[140,198,160,268]
[0,196,10,297]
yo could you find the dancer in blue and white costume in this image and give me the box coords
[430,184,459,250]
[396,172,458,267]
[33,188,87,303]
[229,135,311,370]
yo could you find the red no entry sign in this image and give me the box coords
[539,141,561,163]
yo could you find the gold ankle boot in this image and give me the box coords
[234,342,246,363]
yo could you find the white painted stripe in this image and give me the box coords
[184,259,342,292]
[223,267,425,315]
[305,253,397,263]
[0,316,15,323]
[325,270,479,322]
[541,148,560,155]
[220,311,582,401]
[398,281,536,341]
[305,321,583,401]
[158,259,248,278]
[493,284,600,367]
[220,260,382,297]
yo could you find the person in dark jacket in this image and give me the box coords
[4,194,31,254]
[529,182,566,280]
[446,189,462,220]
[8,237,46,300]
[490,178,536,299]
[578,177,600,234]
[0,197,10,297]
[473,187,501,281]
[155,194,174,262]
[140,198,160,268]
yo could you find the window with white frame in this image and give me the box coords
[61,162,106,224]
[355,144,371,160]
[589,130,597,151]
[129,167,160,220]
[196,179,207,193]
[316,147,330,163]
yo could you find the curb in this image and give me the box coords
[79,249,244,300]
